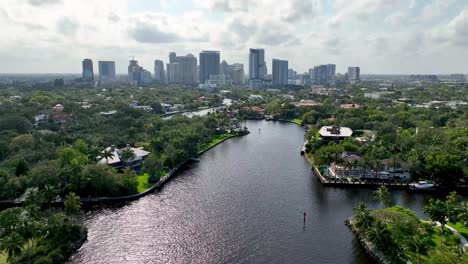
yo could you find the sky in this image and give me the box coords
[0,0,468,74]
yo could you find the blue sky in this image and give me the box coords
[0,0,467,74]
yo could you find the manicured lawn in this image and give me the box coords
[137,173,152,193]
[137,169,168,193]
[197,106,209,110]
[449,222,468,240]
[291,118,302,125]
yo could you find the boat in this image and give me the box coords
[409,181,436,190]
[265,115,273,121]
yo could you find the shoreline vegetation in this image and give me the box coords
[0,131,247,264]
[0,192,87,264]
[135,131,242,194]
[0,80,466,263]
[347,190,468,264]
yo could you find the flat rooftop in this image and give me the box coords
[319,126,353,137]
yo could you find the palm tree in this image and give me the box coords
[365,219,389,249]
[87,146,102,162]
[64,192,82,222]
[121,148,136,167]
[408,233,431,264]
[100,149,114,165]
[353,202,374,230]
[42,185,58,207]
[0,232,24,263]
[373,186,392,208]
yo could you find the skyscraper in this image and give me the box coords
[272,59,288,86]
[326,64,336,84]
[128,59,141,84]
[98,61,116,81]
[231,63,244,85]
[169,52,176,63]
[218,60,244,86]
[128,59,151,85]
[249,48,265,79]
[166,62,181,83]
[308,68,314,83]
[82,59,94,81]
[220,60,229,76]
[312,64,336,85]
[249,48,266,88]
[154,60,165,82]
[199,51,220,84]
[348,67,360,83]
[166,52,197,85]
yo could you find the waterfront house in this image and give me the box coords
[328,161,411,181]
[319,126,353,142]
[98,145,150,171]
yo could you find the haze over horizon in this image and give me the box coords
[1,0,468,74]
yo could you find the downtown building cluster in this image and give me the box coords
[80,48,360,88]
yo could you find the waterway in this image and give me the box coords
[69,120,430,264]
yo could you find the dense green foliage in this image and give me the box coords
[232,83,467,187]
[352,200,467,264]
[0,191,86,264]
[0,86,233,200]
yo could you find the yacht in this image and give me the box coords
[409,181,435,190]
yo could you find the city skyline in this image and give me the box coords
[1,0,468,74]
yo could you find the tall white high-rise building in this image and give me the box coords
[348,67,360,83]
[272,59,288,86]
[219,60,244,86]
[312,64,336,85]
[166,52,197,85]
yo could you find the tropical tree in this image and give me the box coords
[121,148,135,167]
[142,154,163,182]
[64,192,81,221]
[424,198,449,229]
[408,231,432,264]
[445,191,462,223]
[0,232,24,263]
[87,146,102,162]
[353,202,374,230]
[100,149,114,164]
[458,201,468,226]
[373,186,393,208]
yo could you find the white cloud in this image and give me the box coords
[0,0,467,74]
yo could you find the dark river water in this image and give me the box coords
[69,120,430,264]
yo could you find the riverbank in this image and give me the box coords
[0,131,249,209]
[70,131,249,205]
[346,205,468,263]
[345,218,386,264]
